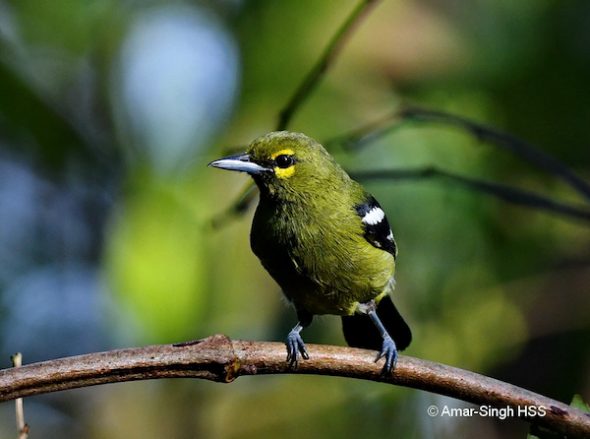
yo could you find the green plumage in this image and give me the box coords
[210,131,411,372]
[248,132,393,316]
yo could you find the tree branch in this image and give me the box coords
[277,0,382,130]
[0,335,589,437]
[403,106,590,202]
[211,182,257,229]
[328,106,590,202]
[351,167,590,224]
[323,110,405,151]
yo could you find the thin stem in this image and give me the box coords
[351,167,590,224]
[324,110,405,151]
[403,106,590,201]
[211,182,257,229]
[10,353,29,439]
[331,106,590,202]
[0,336,589,438]
[277,0,382,130]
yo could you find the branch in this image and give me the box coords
[0,336,589,438]
[403,106,590,201]
[351,167,590,224]
[277,0,381,130]
[329,106,590,202]
[324,110,405,151]
[211,182,257,229]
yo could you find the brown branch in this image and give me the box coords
[351,167,590,224]
[0,335,589,437]
[277,0,381,130]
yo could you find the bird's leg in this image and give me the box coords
[360,300,398,374]
[286,323,308,367]
[286,311,312,368]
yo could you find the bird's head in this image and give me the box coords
[209,131,349,200]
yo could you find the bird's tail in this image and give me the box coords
[341,295,412,351]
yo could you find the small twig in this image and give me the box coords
[351,167,590,224]
[277,0,382,130]
[323,111,405,151]
[331,106,590,202]
[211,182,257,229]
[0,336,589,438]
[402,106,590,201]
[10,353,29,439]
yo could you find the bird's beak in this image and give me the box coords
[208,152,271,175]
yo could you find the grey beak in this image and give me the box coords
[208,153,271,175]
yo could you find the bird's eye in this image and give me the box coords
[275,154,295,168]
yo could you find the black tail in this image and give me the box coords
[342,295,412,351]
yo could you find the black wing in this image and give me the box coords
[355,195,397,258]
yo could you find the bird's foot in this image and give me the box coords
[375,334,398,375]
[286,329,309,368]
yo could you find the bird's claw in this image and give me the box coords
[375,335,398,375]
[286,330,309,368]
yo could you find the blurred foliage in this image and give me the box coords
[570,394,590,413]
[0,0,589,438]
[104,171,209,342]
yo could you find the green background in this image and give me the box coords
[0,0,588,438]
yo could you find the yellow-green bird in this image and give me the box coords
[209,131,411,372]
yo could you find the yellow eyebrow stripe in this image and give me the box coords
[271,149,295,159]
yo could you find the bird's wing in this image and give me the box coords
[354,194,397,258]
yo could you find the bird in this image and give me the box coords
[209,131,411,373]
